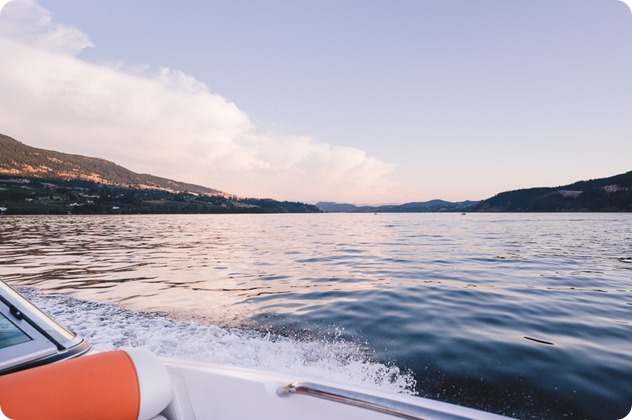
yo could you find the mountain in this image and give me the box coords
[315,199,479,213]
[5,133,629,214]
[0,133,223,196]
[315,202,366,212]
[318,170,632,213]
[0,133,320,214]
[472,171,632,212]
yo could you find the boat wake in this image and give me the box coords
[20,288,416,396]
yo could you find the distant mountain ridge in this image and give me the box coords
[0,133,224,196]
[318,171,632,213]
[0,133,320,214]
[316,199,479,213]
[472,171,632,212]
[3,133,630,214]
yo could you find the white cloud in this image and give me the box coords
[0,0,396,203]
[0,1,13,14]
[232,134,396,201]
[0,0,93,54]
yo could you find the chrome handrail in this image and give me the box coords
[277,381,512,420]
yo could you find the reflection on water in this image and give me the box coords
[0,214,485,321]
[1,213,631,419]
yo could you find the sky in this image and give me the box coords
[0,0,631,204]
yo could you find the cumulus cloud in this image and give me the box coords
[0,0,93,54]
[0,0,396,202]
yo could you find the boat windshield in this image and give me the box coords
[0,281,90,375]
[0,282,74,344]
[0,312,32,349]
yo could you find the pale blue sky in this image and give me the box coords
[1,0,631,203]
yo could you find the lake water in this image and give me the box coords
[0,213,630,419]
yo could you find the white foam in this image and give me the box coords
[21,288,416,395]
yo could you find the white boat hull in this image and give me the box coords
[159,356,512,420]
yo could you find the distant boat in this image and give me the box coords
[0,207,7,214]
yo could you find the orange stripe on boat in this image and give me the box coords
[0,350,141,420]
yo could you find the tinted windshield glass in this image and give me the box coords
[0,282,74,345]
[0,312,31,349]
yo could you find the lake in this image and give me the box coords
[0,213,630,419]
